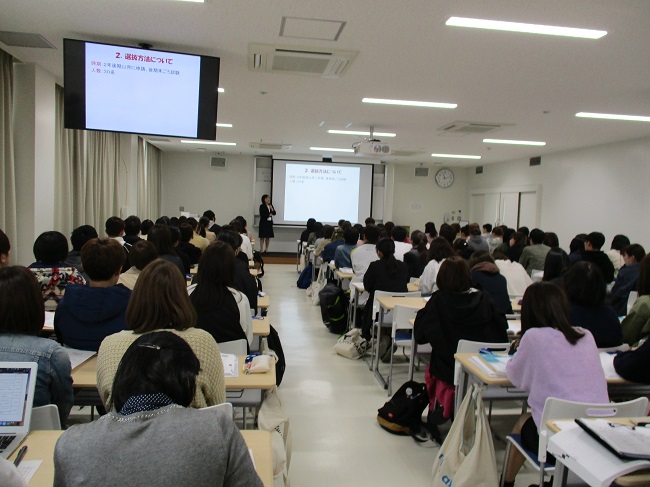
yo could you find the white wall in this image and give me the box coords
[467,136,650,249]
[387,164,469,233]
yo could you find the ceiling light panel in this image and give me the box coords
[576,112,650,122]
[431,153,481,159]
[483,138,546,146]
[445,17,607,39]
[309,147,354,153]
[328,130,396,137]
[362,98,457,109]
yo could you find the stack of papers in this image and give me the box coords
[469,354,511,377]
[599,352,624,380]
[62,348,96,370]
[221,354,239,378]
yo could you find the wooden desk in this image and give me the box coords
[454,353,650,415]
[547,418,650,487]
[373,296,427,391]
[335,269,354,281]
[511,298,522,313]
[253,316,270,337]
[257,294,270,310]
[9,429,274,487]
[72,355,276,391]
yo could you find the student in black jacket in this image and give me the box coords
[361,238,409,339]
[613,339,650,383]
[469,251,513,315]
[581,231,616,283]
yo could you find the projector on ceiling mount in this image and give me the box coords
[352,139,391,156]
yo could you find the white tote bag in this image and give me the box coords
[258,386,292,487]
[431,384,499,487]
[333,328,367,359]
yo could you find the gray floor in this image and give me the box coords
[262,264,549,487]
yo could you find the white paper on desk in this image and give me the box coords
[221,354,239,378]
[62,348,96,370]
[44,311,55,330]
[248,448,256,469]
[17,460,41,483]
[507,319,521,335]
[339,267,353,274]
[469,356,501,377]
[548,427,650,486]
[599,352,624,380]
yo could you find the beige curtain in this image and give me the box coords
[137,137,162,220]
[0,49,17,242]
[54,84,86,238]
[84,132,121,231]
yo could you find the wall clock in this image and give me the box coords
[435,168,454,188]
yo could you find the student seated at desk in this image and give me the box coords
[97,260,225,410]
[502,282,609,487]
[54,238,131,351]
[313,225,334,257]
[56,332,261,487]
[351,225,381,305]
[28,231,86,311]
[414,257,508,424]
[564,261,622,348]
[334,227,359,270]
[117,240,158,291]
[468,251,513,315]
[621,254,650,346]
[217,229,258,312]
[493,251,533,297]
[0,266,74,426]
[361,238,409,340]
[613,338,650,383]
[610,243,645,316]
[403,230,428,279]
[418,237,455,296]
[189,241,253,350]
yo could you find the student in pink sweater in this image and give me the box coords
[502,282,609,487]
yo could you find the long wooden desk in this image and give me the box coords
[9,429,273,487]
[454,352,650,415]
[72,355,276,390]
[547,418,650,487]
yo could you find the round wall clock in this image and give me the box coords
[435,168,454,188]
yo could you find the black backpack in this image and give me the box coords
[377,381,429,435]
[318,283,348,334]
[296,263,313,289]
[265,325,286,386]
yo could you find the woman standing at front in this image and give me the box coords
[258,194,276,254]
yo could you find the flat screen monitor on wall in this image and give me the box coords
[271,159,374,226]
[63,38,220,140]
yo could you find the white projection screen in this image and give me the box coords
[272,160,374,226]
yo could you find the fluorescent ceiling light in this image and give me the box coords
[446,17,607,39]
[218,88,225,93]
[483,138,546,146]
[328,129,396,137]
[309,147,355,153]
[216,123,233,127]
[180,140,236,146]
[576,112,650,122]
[431,153,481,159]
[174,0,205,3]
[362,98,457,109]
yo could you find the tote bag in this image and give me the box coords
[431,384,498,487]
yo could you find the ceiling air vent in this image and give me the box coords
[414,167,429,177]
[249,142,293,151]
[438,121,509,137]
[248,43,358,78]
[475,166,484,174]
[529,156,541,166]
[210,157,226,168]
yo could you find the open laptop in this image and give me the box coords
[0,362,37,459]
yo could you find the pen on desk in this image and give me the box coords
[14,445,27,466]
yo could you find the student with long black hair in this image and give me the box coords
[361,238,409,340]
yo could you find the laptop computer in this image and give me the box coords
[0,362,37,459]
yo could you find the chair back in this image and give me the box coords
[30,404,61,430]
[391,304,420,340]
[200,402,234,419]
[627,291,639,315]
[538,396,649,462]
[453,339,510,386]
[371,290,421,325]
[217,339,248,355]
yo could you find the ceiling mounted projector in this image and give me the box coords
[352,139,391,156]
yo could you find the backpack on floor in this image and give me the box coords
[377,381,429,435]
[296,263,313,289]
[263,325,286,386]
[318,283,348,334]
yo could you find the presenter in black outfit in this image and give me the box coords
[258,194,276,253]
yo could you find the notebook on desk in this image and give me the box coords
[576,418,650,460]
[0,362,37,459]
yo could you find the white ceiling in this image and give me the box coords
[2,0,650,167]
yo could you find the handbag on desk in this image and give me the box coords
[431,384,498,487]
